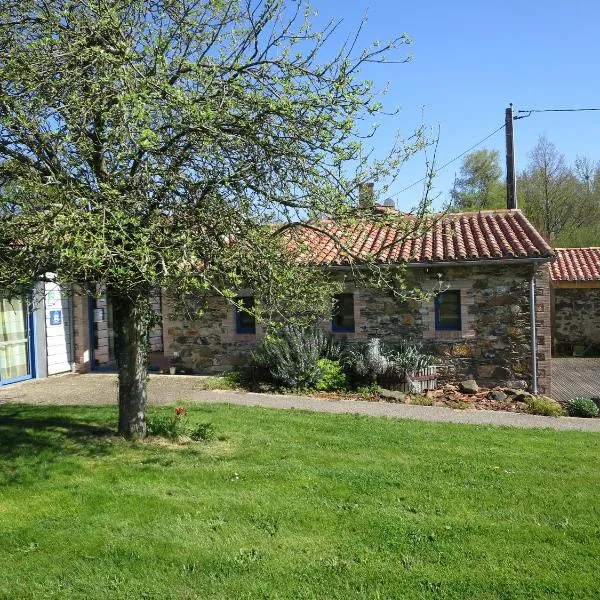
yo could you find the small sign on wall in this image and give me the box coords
[49,310,62,326]
[47,291,60,308]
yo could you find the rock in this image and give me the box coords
[492,366,513,380]
[379,389,406,403]
[459,379,479,394]
[504,388,520,396]
[514,391,532,402]
[501,379,528,390]
[488,390,507,402]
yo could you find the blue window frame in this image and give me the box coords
[435,290,461,331]
[235,297,256,334]
[332,293,355,333]
[0,295,36,386]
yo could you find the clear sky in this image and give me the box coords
[315,0,600,211]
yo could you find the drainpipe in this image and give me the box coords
[530,264,538,395]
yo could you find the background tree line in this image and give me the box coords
[448,136,600,247]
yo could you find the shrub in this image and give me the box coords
[388,340,435,377]
[251,323,325,389]
[315,358,347,391]
[190,421,216,441]
[198,371,244,390]
[344,339,392,384]
[355,383,381,399]
[409,395,433,406]
[147,406,188,439]
[344,338,435,386]
[321,337,345,362]
[566,397,599,418]
[526,396,564,417]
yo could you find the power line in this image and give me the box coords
[516,107,600,119]
[390,122,506,198]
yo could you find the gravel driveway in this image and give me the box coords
[1,373,600,432]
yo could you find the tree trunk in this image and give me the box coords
[112,291,152,439]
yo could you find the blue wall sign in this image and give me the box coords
[49,310,62,326]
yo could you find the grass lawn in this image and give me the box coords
[0,403,599,599]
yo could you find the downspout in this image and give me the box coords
[529,264,538,395]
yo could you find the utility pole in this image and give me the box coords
[505,104,517,209]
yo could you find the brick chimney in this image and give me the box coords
[358,182,375,209]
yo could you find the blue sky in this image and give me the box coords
[316,0,600,211]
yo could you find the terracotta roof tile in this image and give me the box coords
[550,248,600,281]
[290,208,553,266]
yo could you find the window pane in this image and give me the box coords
[0,297,30,380]
[435,291,461,331]
[236,297,256,334]
[332,293,355,332]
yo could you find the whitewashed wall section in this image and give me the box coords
[44,282,73,375]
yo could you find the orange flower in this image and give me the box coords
[175,406,186,416]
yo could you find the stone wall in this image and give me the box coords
[553,287,600,355]
[162,262,553,394]
[162,294,265,373]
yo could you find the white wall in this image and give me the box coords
[44,281,72,375]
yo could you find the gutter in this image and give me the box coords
[322,257,553,270]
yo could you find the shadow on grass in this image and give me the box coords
[0,404,118,485]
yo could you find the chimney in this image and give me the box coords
[358,182,375,209]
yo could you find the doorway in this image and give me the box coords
[0,297,34,385]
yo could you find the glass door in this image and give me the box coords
[0,297,33,384]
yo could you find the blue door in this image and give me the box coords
[0,296,35,385]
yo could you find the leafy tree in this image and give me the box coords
[0,0,429,437]
[518,136,593,242]
[557,155,600,246]
[449,149,505,211]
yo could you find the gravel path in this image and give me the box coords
[2,373,600,432]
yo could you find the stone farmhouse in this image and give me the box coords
[3,207,600,398]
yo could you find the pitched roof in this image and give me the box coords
[292,208,554,266]
[550,248,600,282]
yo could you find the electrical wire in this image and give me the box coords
[516,107,600,119]
[389,122,506,198]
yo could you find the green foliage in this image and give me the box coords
[525,396,565,417]
[320,337,346,362]
[344,339,392,383]
[251,323,325,389]
[147,406,217,440]
[0,0,432,436]
[450,149,506,211]
[388,340,435,376]
[146,406,188,439]
[567,397,600,418]
[409,395,434,406]
[343,338,435,384]
[197,371,245,391]
[518,136,593,242]
[315,359,347,391]
[355,383,382,399]
[189,422,216,442]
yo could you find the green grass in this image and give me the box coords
[0,403,599,599]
